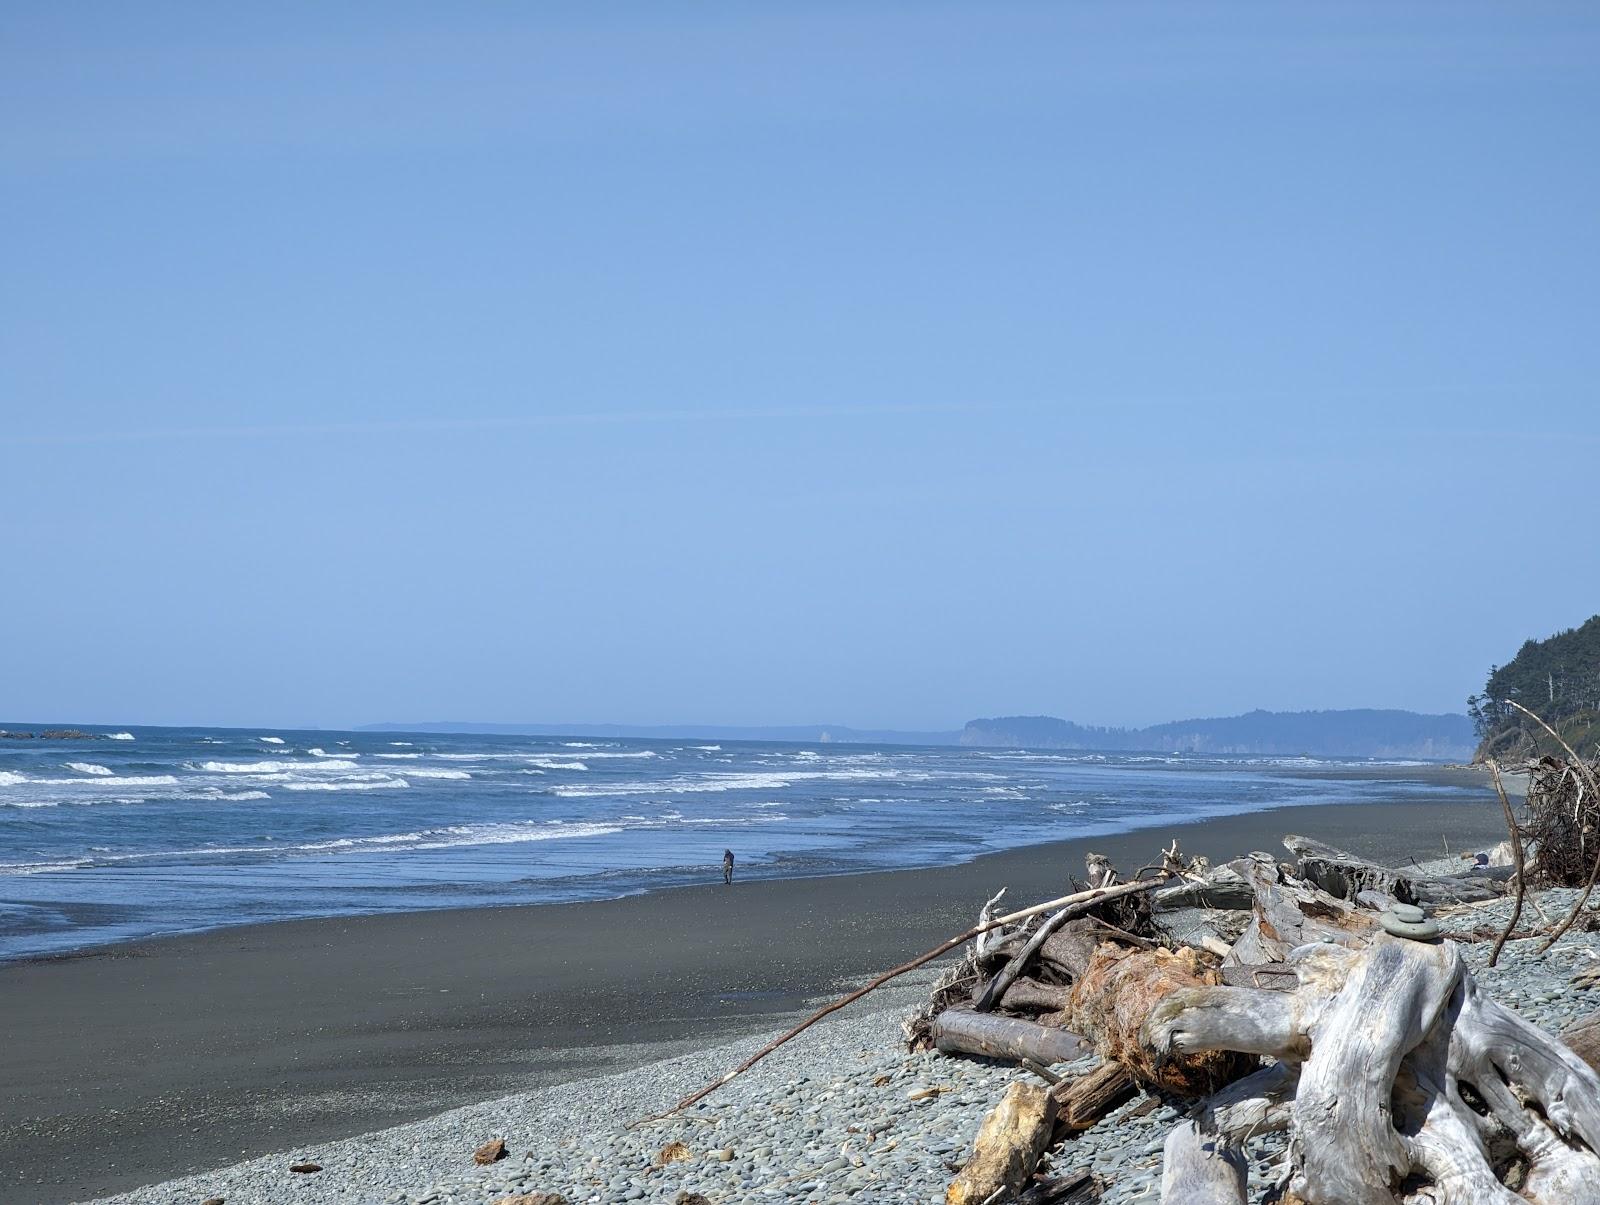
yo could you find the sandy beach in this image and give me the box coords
[0,776,1512,1204]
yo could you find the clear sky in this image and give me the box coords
[3,2,1597,730]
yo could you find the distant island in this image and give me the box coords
[1470,613,1600,761]
[959,709,1475,760]
[364,708,1477,759]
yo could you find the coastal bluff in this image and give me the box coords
[960,709,1475,760]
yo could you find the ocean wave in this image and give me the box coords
[27,774,181,787]
[199,759,361,774]
[691,745,722,751]
[561,742,605,748]
[375,752,422,759]
[1,799,57,808]
[526,759,588,771]
[108,732,135,740]
[0,772,29,786]
[308,747,358,758]
[403,768,472,780]
[257,736,285,744]
[0,819,625,876]
[550,767,884,798]
[389,741,413,746]
[66,763,114,776]
[280,777,411,792]
[220,790,271,801]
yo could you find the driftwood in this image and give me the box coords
[1015,1168,1098,1203]
[1222,852,1378,968]
[1147,933,1600,1204]
[1064,943,1253,1096]
[933,1007,1089,1066]
[1052,1059,1136,1134]
[646,872,1177,1123]
[1284,834,1502,906]
[1567,1012,1600,1074]
[999,977,1074,1014]
[946,1080,1058,1205]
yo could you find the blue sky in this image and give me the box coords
[3,2,1597,729]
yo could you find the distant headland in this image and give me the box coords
[361,708,1477,760]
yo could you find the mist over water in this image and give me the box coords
[0,726,1478,960]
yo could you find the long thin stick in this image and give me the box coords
[1487,760,1526,968]
[632,873,1171,1125]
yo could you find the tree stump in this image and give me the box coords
[1145,934,1600,1204]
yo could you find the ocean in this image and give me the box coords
[0,725,1484,961]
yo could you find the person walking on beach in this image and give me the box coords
[722,848,735,885]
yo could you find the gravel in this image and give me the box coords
[93,891,1600,1205]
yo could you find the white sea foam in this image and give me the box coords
[308,747,358,759]
[0,772,31,787]
[550,767,883,798]
[403,768,472,780]
[108,732,135,740]
[1,799,57,808]
[281,776,410,792]
[389,741,413,746]
[257,736,285,744]
[66,763,115,776]
[221,790,271,801]
[561,742,604,748]
[27,774,181,787]
[692,745,722,751]
[0,818,625,875]
[375,752,422,759]
[526,759,588,771]
[199,759,361,774]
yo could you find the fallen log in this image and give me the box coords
[1567,1012,1600,1074]
[946,1080,1058,1205]
[1284,833,1502,906]
[998,977,1074,1014]
[933,1006,1089,1066]
[1145,933,1600,1204]
[1016,1167,1098,1203]
[1052,1059,1136,1134]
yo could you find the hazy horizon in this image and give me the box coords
[5,4,1598,730]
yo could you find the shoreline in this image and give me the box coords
[1,761,1501,969]
[2,787,1511,1203]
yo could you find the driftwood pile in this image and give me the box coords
[913,837,1600,1205]
[1519,754,1600,888]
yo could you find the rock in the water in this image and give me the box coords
[474,1138,508,1165]
[289,1162,322,1174]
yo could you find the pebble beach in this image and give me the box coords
[92,883,1600,1205]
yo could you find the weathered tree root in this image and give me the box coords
[1146,934,1600,1204]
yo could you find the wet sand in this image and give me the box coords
[1,781,1506,1203]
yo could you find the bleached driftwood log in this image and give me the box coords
[933,1006,1088,1065]
[1284,834,1504,906]
[1146,933,1600,1204]
[946,1080,1058,1205]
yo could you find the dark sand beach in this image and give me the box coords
[2,778,1508,1203]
